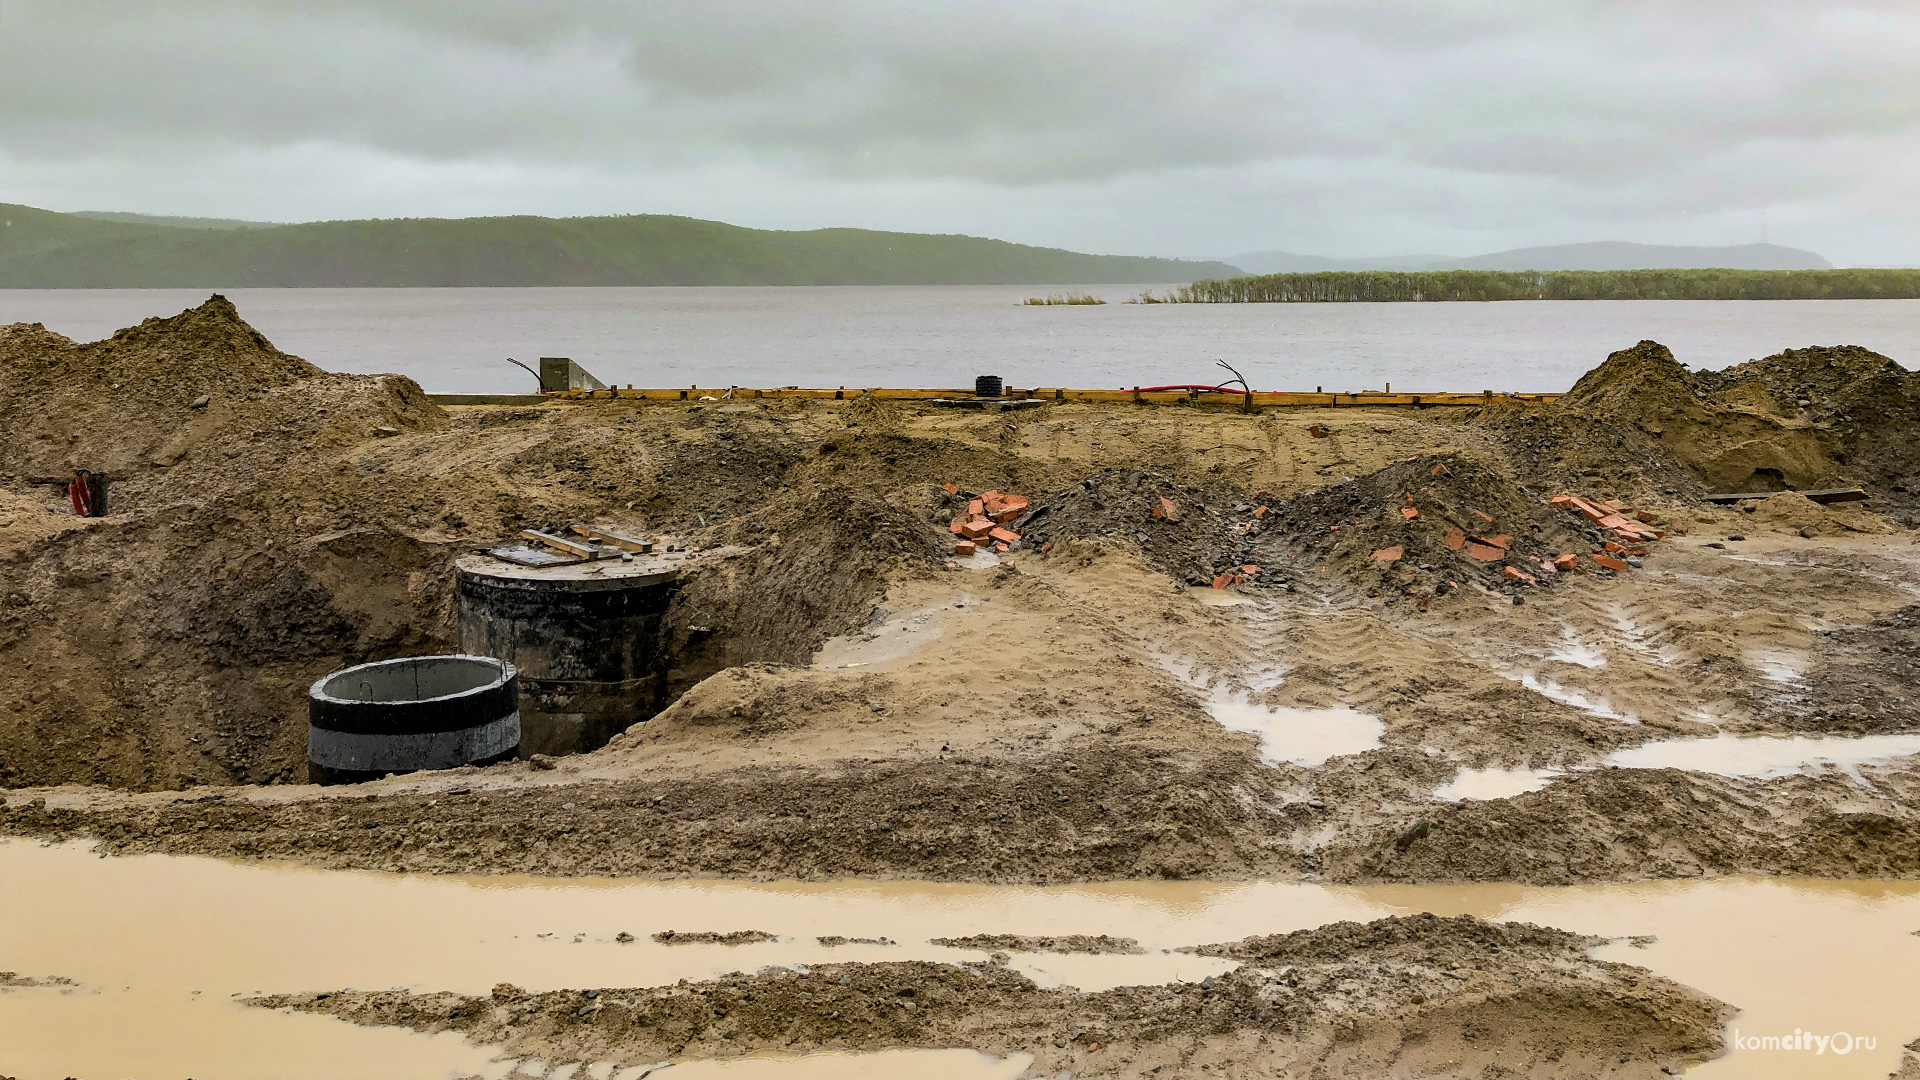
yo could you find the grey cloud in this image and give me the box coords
[0,0,1917,262]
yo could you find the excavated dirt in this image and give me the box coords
[1247,454,1613,600]
[4,305,1920,893]
[927,935,1145,955]
[249,914,1730,1079]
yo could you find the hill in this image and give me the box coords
[1222,241,1833,275]
[69,210,284,231]
[0,203,1236,287]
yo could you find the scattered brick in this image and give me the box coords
[943,482,959,495]
[1467,543,1504,561]
[1593,554,1629,571]
[1254,505,1269,518]
[954,541,976,556]
[1444,527,1467,551]
[1372,545,1404,562]
[1400,507,1419,520]
[989,526,1021,544]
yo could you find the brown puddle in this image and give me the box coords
[4,839,1917,1078]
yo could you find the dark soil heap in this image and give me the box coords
[1018,469,1254,584]
[1250,454,1608,600]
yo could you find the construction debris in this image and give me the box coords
[946,488,1032,554]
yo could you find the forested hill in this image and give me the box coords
[0,204,1239,287]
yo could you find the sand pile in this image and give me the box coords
[0,295,328,477]
[1704,344,1920,520]
[1556,340,1843,496]
[1249,454,1607,601]
[1546,339,1920,522]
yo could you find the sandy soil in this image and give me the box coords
[250,914,1730,1079]
[3,300,1920,889]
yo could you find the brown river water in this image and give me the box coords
[3,840,1916,1079]
[5,288,1920,395]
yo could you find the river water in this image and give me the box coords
[3,840,1915,1079]
[2,288,1918,395]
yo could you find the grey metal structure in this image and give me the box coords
[455,552,682,757]
[307,654,519,784]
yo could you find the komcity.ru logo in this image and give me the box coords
[1732,1029,1877,1055]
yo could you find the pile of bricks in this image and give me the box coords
[945,484,1029,555]
[1546,494,1671,573]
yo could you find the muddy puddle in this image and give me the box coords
[1204,691,1383,766]
[1606,733,1920,777]
[4,839,1918,1079]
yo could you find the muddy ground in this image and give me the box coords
[251,914,1730,1080]
[5,300,1920,1075]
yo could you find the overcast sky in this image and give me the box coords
[2,1,1916,264]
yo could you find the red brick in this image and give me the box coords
[1372,545,1404,562]
[994,542,1010,553]
[1212,575,1233,589]
[1593,554,1629,571]
[1240,564,1260,575]
[961,517,995,539]
[1444,527,1467,551]
[1400,507,1419,520]
[1467,543,1504,562]
[1554,553,1578,570]
[953,541,976,555]
[943,482,959,495]
[948,516,965,535]
[1503,565,1536,582]
[1549,495,1575,508]
[968,498,984,517]
[1604,540,1625,553]
[1158,496,1181,522]
[1254,505,1269,518]
[1040,542,1053,553]
[989,526,1021,543]
[1488,534,1512,549]
[1472,509,1494,524]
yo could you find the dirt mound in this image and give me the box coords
[930,934,1144,955]
[1706,345,1920,520]
[252,914,1728,1079]
[0,295,331,477]
[1560,339,1716,424]
[1017,469,1253,584]
[1249,454,1608,600]
[1547,339,1920,522]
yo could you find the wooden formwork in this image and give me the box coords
[436,386,1565,409]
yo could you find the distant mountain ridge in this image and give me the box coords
[1223,241,1833,275]
[69,210,283,231]
[0,203,1237,287]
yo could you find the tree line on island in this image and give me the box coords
[1158,268,1920,303]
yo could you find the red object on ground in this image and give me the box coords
[68,475,91,516]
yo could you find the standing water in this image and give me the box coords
[2,840,1917,1078]
[3,289,1920,394]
